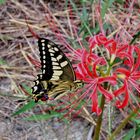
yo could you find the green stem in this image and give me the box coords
[107,107,139,140]
[93,95,105,140]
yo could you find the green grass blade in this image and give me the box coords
[0,0,6,4]
[0,58,7,65]
[70,0,92,36]
[130,31,140,45]
[24,111,62,121]
[101,0,115,18]
[12,100,36,116]
[24,111,69,123]
[122,128,135,140]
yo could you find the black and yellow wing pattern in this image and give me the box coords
[32,38,82,102]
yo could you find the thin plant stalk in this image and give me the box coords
[93,95,105,140]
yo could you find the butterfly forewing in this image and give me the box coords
[38,38,75,81]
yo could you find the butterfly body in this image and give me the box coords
[32,38,83,102]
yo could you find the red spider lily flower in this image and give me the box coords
[75,33,140,115]
[114,45,140,108]
[75,36,117,115]
[76,54,116,115]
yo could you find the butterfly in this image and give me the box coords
[32,38,83,102]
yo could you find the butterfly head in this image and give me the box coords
[71,80,84,91]
[74,80,84,88]
[33,91,49,102]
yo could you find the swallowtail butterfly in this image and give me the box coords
[32,38,83,102]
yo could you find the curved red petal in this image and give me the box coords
[92,58,102,77]
[104,39,116,54]
[113,83,126,96]
[98,85,114,100]
[115,87,129,108]
[91,91,102,115]
[98,76,117,85]
[115,68,130,77]
[118,52,133,67]
[89,33,108,53]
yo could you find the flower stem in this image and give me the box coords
[107,107,139,140]
[93,95,105,140]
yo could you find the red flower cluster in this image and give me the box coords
[75,33,140,115]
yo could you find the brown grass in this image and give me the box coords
[0,0,140,139]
